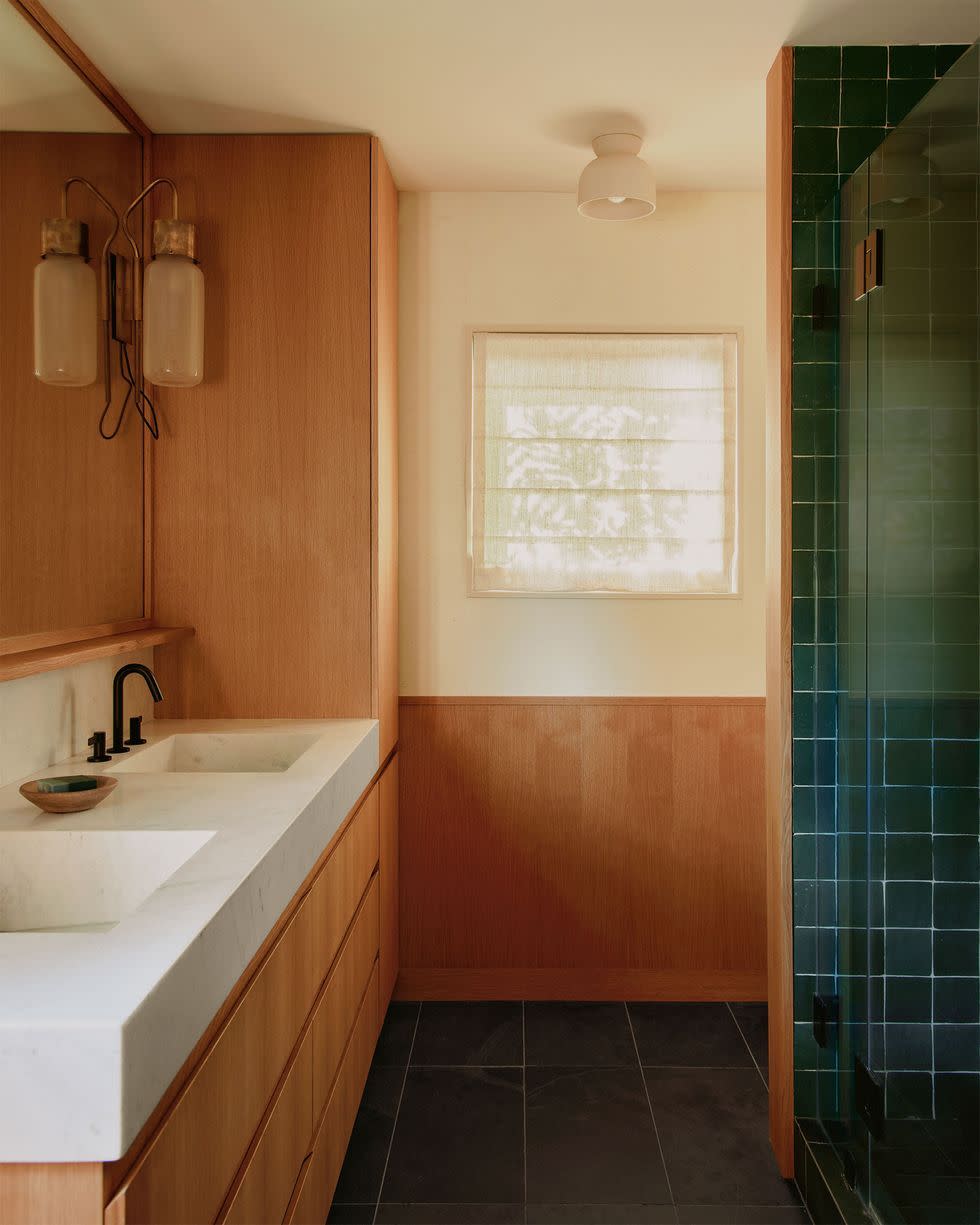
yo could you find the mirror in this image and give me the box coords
[0,1,145,645]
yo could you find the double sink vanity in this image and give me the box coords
[0,717,398,1224]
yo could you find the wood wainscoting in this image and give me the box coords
[396,696,766,1001]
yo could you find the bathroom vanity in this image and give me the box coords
[0,720,399,1224]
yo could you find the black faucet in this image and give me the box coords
[109,663,164,754]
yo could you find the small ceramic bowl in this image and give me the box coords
[19,774,118,815]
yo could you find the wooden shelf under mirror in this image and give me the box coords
[0,625,193,683]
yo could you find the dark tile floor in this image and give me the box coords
[328,1000,810,1225]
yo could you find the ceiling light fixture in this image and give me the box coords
[577,133,656,221]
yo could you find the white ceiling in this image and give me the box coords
[0,2,125,132]
[34,0,980,190]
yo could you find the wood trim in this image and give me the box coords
[0,618,152,657]
[395,968,766,1002]
[370,138,399,760]
[0,626,193,683]
[765,44,795,1179]
[6,0,151,137]
[400,695,766,707]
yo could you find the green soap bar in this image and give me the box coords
[35,775,98,794]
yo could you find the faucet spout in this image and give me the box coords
[109,663,163,754]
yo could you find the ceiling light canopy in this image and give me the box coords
[577,133,656,220]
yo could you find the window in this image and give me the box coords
[469,331,739,596]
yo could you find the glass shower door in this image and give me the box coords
[864,44,980,1225]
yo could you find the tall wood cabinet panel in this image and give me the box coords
[150,134,398,749]
[379,754,399,1011]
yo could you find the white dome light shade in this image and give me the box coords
[577,133,656,220]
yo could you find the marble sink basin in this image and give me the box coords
[110,731,320,774]
[0,828,214,933]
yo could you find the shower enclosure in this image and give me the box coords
[805,42,980,1225]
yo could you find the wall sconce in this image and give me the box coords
[33,175,204,440]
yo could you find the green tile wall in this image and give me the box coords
[790,39,970,1128]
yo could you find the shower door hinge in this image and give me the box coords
[853,229,883,299]
[855,1057,885,1139]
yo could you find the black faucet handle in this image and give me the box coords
[125,715,147,746]
[87,732,111,763]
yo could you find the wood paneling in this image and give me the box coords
[765,46,795,1178]
[397,697,766,998]
[0,132,145,640]
[379,754,399,1012]
[372,141,399,760]
[150,135,373,719]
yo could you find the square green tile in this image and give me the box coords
[842,45,887,78]
[839,126,887,176]
[793,173,839,220]
[794,360,836,408]
[934,788,979,836]
[792,220,817,268]
[936,44,969,76]
[887,77,933,126]
[795,77,841,126]
[841,77,887,126]
[794,46,841,79]
[794,126,838,173]
[889,44,937,78]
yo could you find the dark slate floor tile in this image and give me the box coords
[525,1002,637,1066]
[729,1002,770,1074]
[328,1206,377,1224]
[629,1003,755,1067]
[527,1205,677,1223]
[410,1001,523,1065]
[645,1067,797,1206]
[375,1001,421,1066]
[332,1064,405,1203]
[526,1066,671,1205]
[376,1206,524,1224]
[381,1067,524,1203]
[676,1206,810,1223]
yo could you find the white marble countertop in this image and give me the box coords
[0,717,379,1162]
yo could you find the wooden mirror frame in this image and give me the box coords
[0,1,190,681]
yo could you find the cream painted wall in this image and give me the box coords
[399,190,765,696]
[0,650,154,787]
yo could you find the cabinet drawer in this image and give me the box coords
[105,894,314,1225]
[313,873,380,1115]
[308,785,379,988]
[287,962,380,1225]
[219,1028,312,1225]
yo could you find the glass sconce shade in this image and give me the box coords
[33,254,98,387]
[143,254,204,387]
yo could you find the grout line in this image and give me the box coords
[522,1000,528,1225]
[624,1001,675,1208]
[725,1001,769,1091]
[372,1002,422,1225]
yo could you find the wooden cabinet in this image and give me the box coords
[92,777,387,1225]
[106,892,317,1225]
[151,135,399,762]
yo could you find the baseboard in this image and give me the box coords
[394,968,766,1001]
